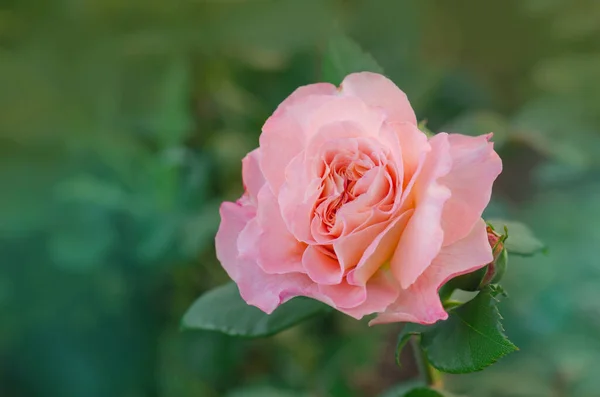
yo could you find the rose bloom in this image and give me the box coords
[216,72,502,325]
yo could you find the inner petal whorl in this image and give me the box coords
[311,137,398,240]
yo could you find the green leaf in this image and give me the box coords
[181,282,330,337]
[404,387,449,397]
[423,288,517,373]
[488,219,546,256]
[396,288,517,374]
[322,34,384,85]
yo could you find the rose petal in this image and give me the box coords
[306,95,386,140]
[255,185,306,274]
[388,122,429,186]
[370,219,492,325]
[340,72,418,125]
[242,149,265,204]
[216,201,321,313]
[279,152,323,243]
[260,84,336,194]
[333,221,389,272]
[346,209,412,286]
[318,281,366,310]
[302,245,343,285]
[338,270,399,319]
[391,133,453,289]
[440,133,503,246]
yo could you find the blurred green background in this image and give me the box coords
[2,0,600,396]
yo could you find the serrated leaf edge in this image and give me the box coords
[424,291,518,374]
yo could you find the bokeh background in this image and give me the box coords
[3,0,600,396]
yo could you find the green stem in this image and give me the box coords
[411,338,443,388]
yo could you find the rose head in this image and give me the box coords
[216,72,502,325]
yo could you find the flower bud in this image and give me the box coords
[479,226,508,287]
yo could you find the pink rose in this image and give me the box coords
[216,72,502,325]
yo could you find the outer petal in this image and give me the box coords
[260,84,337,194]
[278,152,323,243]
[217,202,256,283]
[216,201,324,314]
[242,149,265,204]
[340,72,418,125]
[440,133,503,246]
[370,219,493,325]
[255,185,306,274]
[391,133,453,289]
[305,95,386,140]
[271,83,337,118]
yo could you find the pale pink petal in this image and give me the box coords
[242,149,265,204]
[279,152,323,243]
[391,133,453,289]
[306,95,386,139]
[302,245,343,285]
[338,270,399,319]
[439,133,503,246]
[217,201,329,313]
[388,122,429,184]
[255,185,306,274]
[260,84,337,194]
[347,209,412,286]
[271,83,337,118]
[319,209,369,243]
[318,281,366,310]
[304,121,365,174]
[259,111,305,195]
[378,123,404,191]
[333,221,389,272]
[370,219,493,325]
[338,167,389,223]
[340,72,418,125]
[217,202,256,282]
[237,216,262,261]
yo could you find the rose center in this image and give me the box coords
[318,158,371,229]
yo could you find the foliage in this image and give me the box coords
[182,282,330,337]
[397,288,517,374]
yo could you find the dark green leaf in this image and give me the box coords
[488,219,546,256]
[404,387,448,397]
[181,282,330,337]
[322,34,384,85]
[421,288,517,373]
[396,288,517,374]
